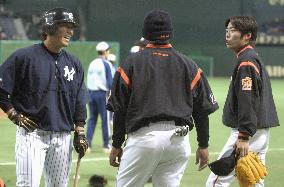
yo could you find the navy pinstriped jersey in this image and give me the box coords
[107,43,219,148]
[223,45,279,136]
[0,43,87,132]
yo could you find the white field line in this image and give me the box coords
[1,148,284,166]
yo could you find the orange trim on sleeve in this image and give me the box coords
[191,68,202,90]
[238,61,260,74]
[117,67,131,88]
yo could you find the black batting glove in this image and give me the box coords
[8,108,38,132]
[73,130,89,159]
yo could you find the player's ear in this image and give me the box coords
[244,32,252,41]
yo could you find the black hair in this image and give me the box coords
[225,16,258,45]
[40,24,59,41]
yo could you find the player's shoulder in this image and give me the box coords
[174,50,199,69]
[60,49,83,67]
[120,52,140,68]
[237,48,261,72]
[89,57,104,67]
[238,47,259,62]
[61,49,79,61]
[11,43,39,57]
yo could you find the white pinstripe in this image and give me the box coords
[15,127,72,187]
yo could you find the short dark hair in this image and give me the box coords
[40,23,59,41]
[225,16,258,44]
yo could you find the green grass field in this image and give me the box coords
[0,77,283,187]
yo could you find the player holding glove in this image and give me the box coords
[206,15,279,187]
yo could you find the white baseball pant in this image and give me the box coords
[206,128,269,187]
[116,121,190,187]
[15,127,72,187]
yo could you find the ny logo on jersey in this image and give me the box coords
[64,66,76,81]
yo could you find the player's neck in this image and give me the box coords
[43,40,62,53]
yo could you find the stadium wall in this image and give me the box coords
[3,0,284,77]
[0,40,120,73]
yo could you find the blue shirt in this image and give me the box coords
[0,43,87,131]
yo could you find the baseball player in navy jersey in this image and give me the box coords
[86,41,113,153]
[107,10,219,187]
[0,7,88,187]
[206,16,279,187]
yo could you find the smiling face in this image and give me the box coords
[44,22,75,53]
[225,22,252,53]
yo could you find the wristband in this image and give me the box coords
[238,136,249,141]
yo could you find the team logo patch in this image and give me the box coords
[241,77,252,90]
[64,66,76,81]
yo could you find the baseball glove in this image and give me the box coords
[208,149,236,176]
[88,174,107,187]
[235,151,267,187]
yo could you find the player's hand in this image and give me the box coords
[109,147,123,167]
[7,108,38,132]
[235,139,249,158]
[73,130,89,159]
[195,147,209,171]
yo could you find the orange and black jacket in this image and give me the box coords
[223,45,279,136]
[107,43,219,148]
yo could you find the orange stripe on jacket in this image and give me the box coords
[117,67,131,88]
[191,68,202,90]
[238,61,260,75]
[236,45,253,58]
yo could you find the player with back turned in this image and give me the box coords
[206,16,279,187]
[0,8,88,187]
[107,10,219,187]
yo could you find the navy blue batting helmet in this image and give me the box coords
[40,7,77,39]
[42,7,77,26]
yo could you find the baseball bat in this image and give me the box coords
[73,155,81,187]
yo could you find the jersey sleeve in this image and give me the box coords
[74,61,87,124]
[191,68,219,148]
[234,61,261,136]
[0,51,20,94]
[107,59,132,148]
[191,69,219,115]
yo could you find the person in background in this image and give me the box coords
[107,53,117,77]
[129,37,149,53]
[86,41,113,153]
[206,15,279,187]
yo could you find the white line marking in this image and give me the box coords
[1,148,284,166]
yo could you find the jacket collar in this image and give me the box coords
[146,43,172,48]
[236,45,253,58]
